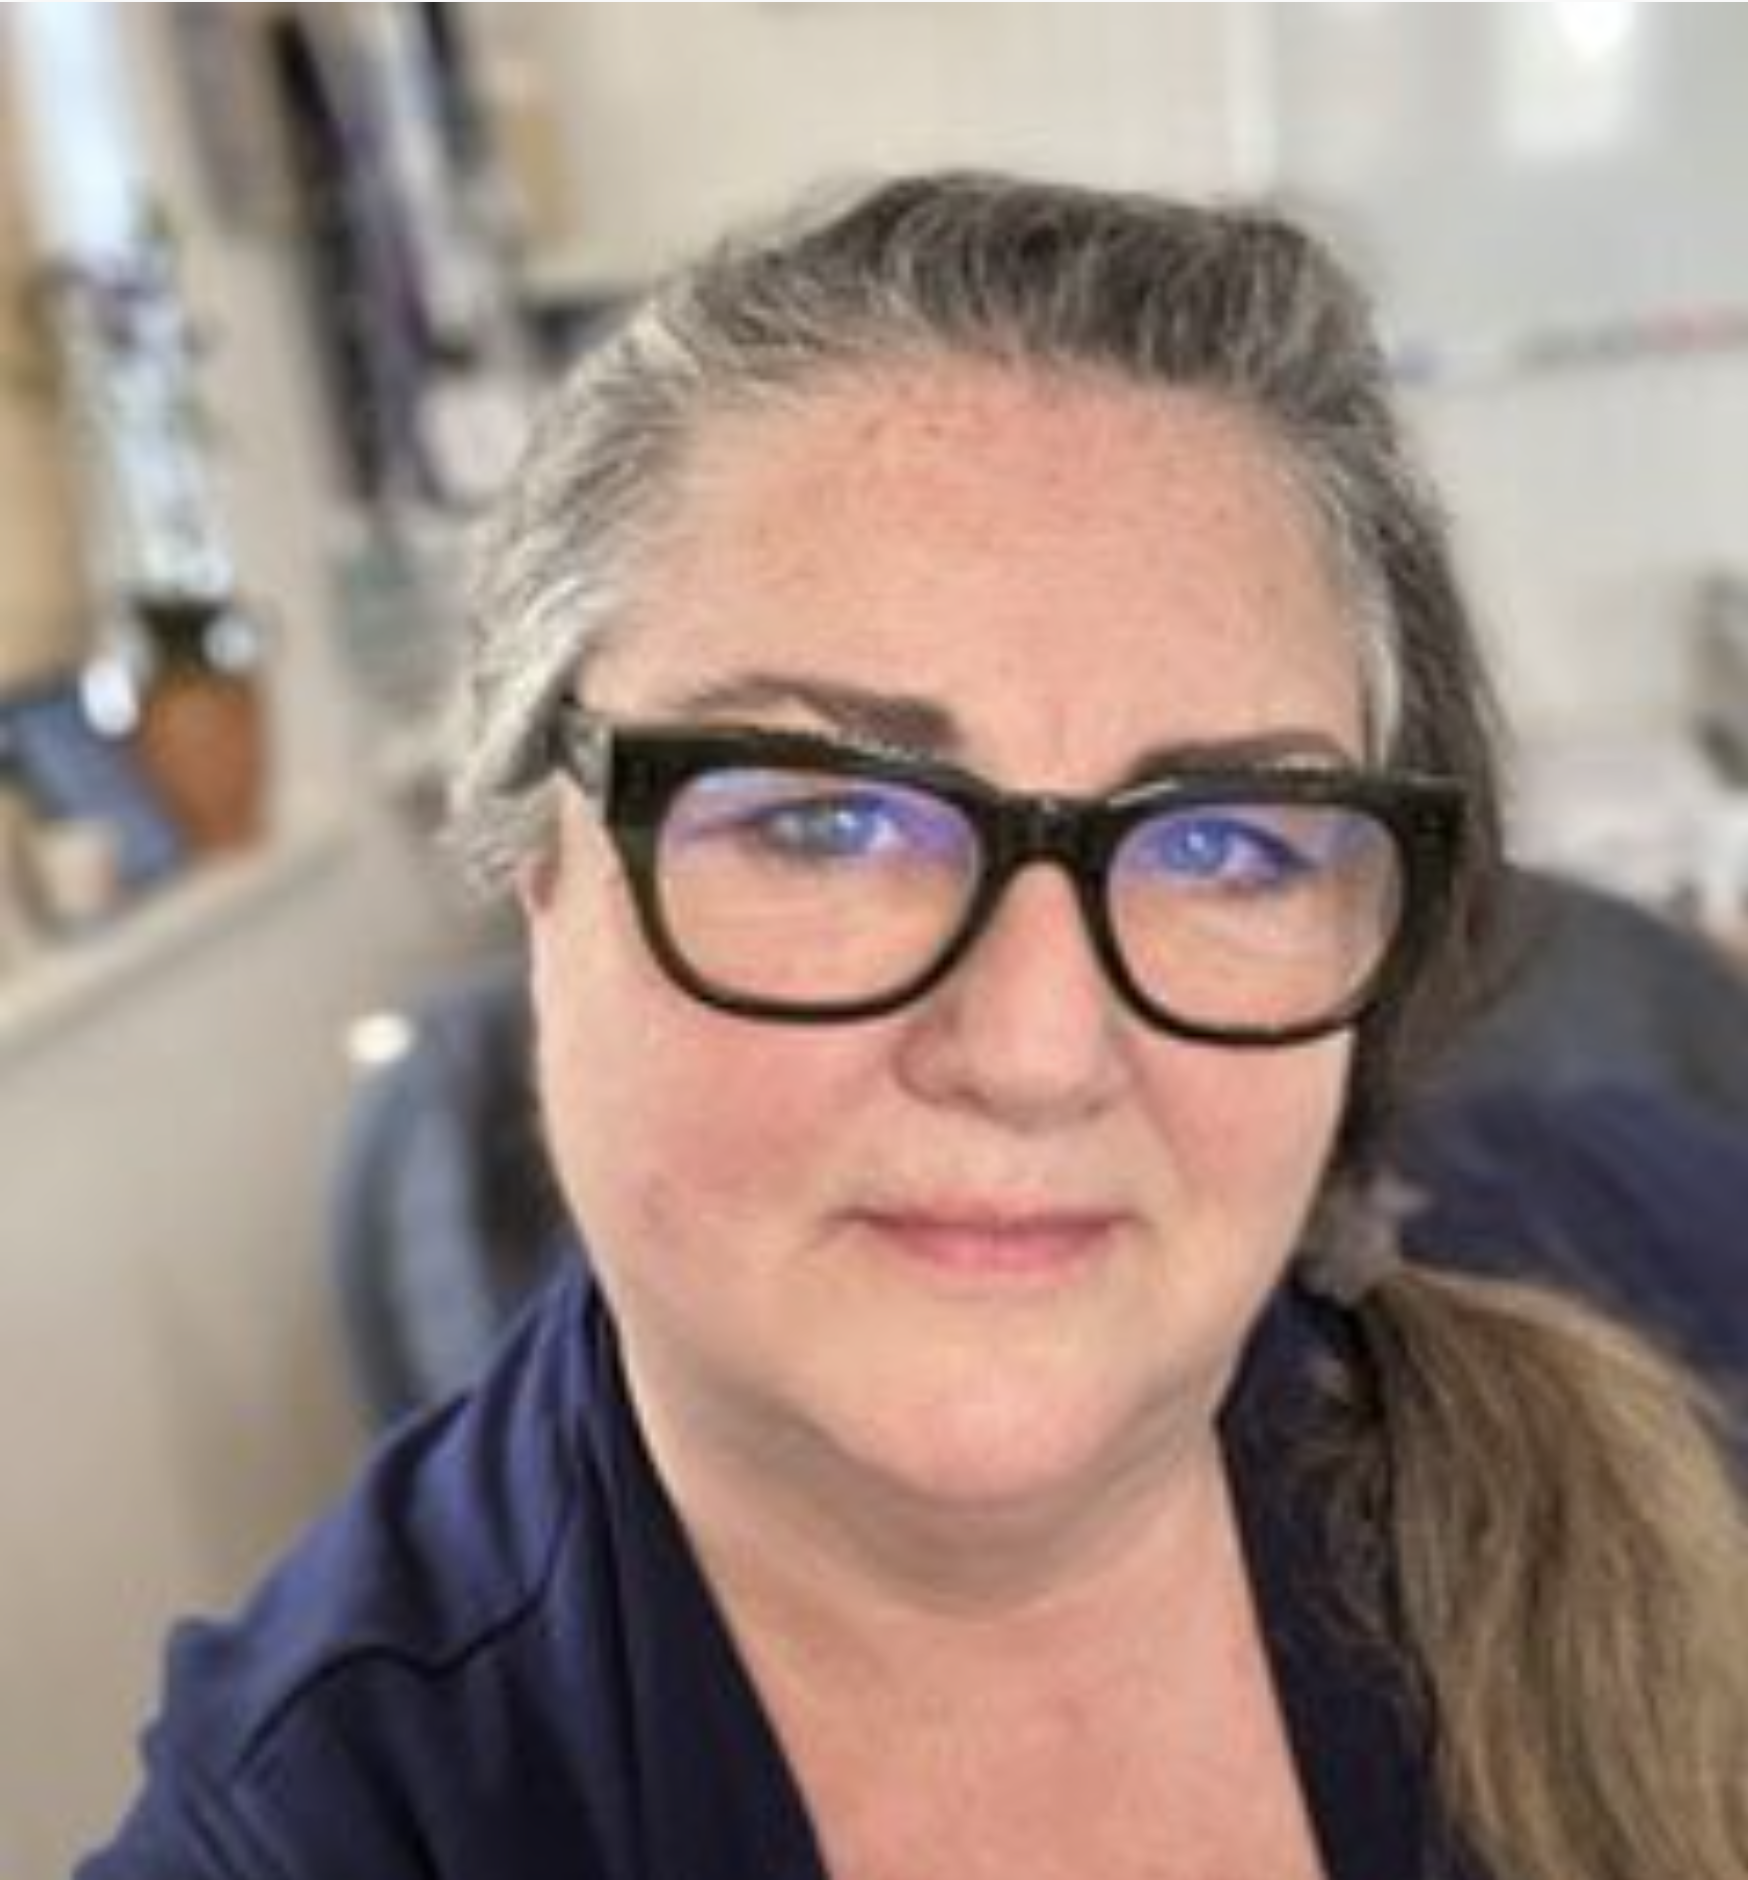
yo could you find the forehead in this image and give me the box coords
[598,359,1364,773]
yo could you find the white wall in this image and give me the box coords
[478,2,1748,749]
[1406,357,1748,742]
[470,3,1271,291]
[1271,2,1748,744]
[0,822,478,1878]
[1268,5,1748,342]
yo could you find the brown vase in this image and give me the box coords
[131,592,268,855]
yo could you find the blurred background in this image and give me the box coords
[3,5,1747,1872]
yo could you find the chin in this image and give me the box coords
[822,1351,1196,1522]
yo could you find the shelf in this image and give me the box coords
[0,815,348,1067]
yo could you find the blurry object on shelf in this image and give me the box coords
[1693,568,1748,786]
[28,815,122,934]
[129,590,269,855]
[456,6,574,259]
[0,96,92,691]
[36,202,235,613]
[419,365,531,511]
[266,7,535,516]
[0,674,184,895]
[1697,816,1748,947]
[1510,728,1748,932]
[27,195,280,859]
[165,6,297,233]
[0,733,47,975]
[9,10,287,862]
[328,514,464,807]
[1390,301,1748,393]
[266,12,428,508]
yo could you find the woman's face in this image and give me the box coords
[525,362,1366,1516]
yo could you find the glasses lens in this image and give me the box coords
[656,766,980,1006]
[1109,798,1403,1031]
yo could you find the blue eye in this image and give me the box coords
[758,793,907,861]
[1123,811,1319,890]
[670,772,972,870]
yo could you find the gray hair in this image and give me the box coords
[451,172,1503,1131]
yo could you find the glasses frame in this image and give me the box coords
[545,700,1465,1047]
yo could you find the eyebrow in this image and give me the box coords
[659,671,1355,782]
[663,673,963,757]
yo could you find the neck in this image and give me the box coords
[615,1333,1320,1880]
[621,1341,1243,1700]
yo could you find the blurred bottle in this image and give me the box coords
[131,590,267,854]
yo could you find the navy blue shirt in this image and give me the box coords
[81,1268,1478,1879]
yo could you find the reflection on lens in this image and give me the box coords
[658,768,979,1002]
[1109,802,1401,1029]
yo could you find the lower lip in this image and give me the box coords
[855,1214,1117,1286]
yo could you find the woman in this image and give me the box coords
[86,175,1745,1880]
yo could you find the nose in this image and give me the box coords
[894,863,1129,1128]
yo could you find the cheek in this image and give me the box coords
[524,832,873,1265]
[1147,1039,1350,1246]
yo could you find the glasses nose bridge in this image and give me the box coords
[1006,791,1086,859]
[982,791,1107,925]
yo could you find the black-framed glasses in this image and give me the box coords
[545,701,1464,1047]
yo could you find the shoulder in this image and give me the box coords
[187,1268,592,1758]
[83,1269,632,1879]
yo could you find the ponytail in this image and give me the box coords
[1338,1265,1747,1880]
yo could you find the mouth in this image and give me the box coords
[849,1203,1125,1286]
